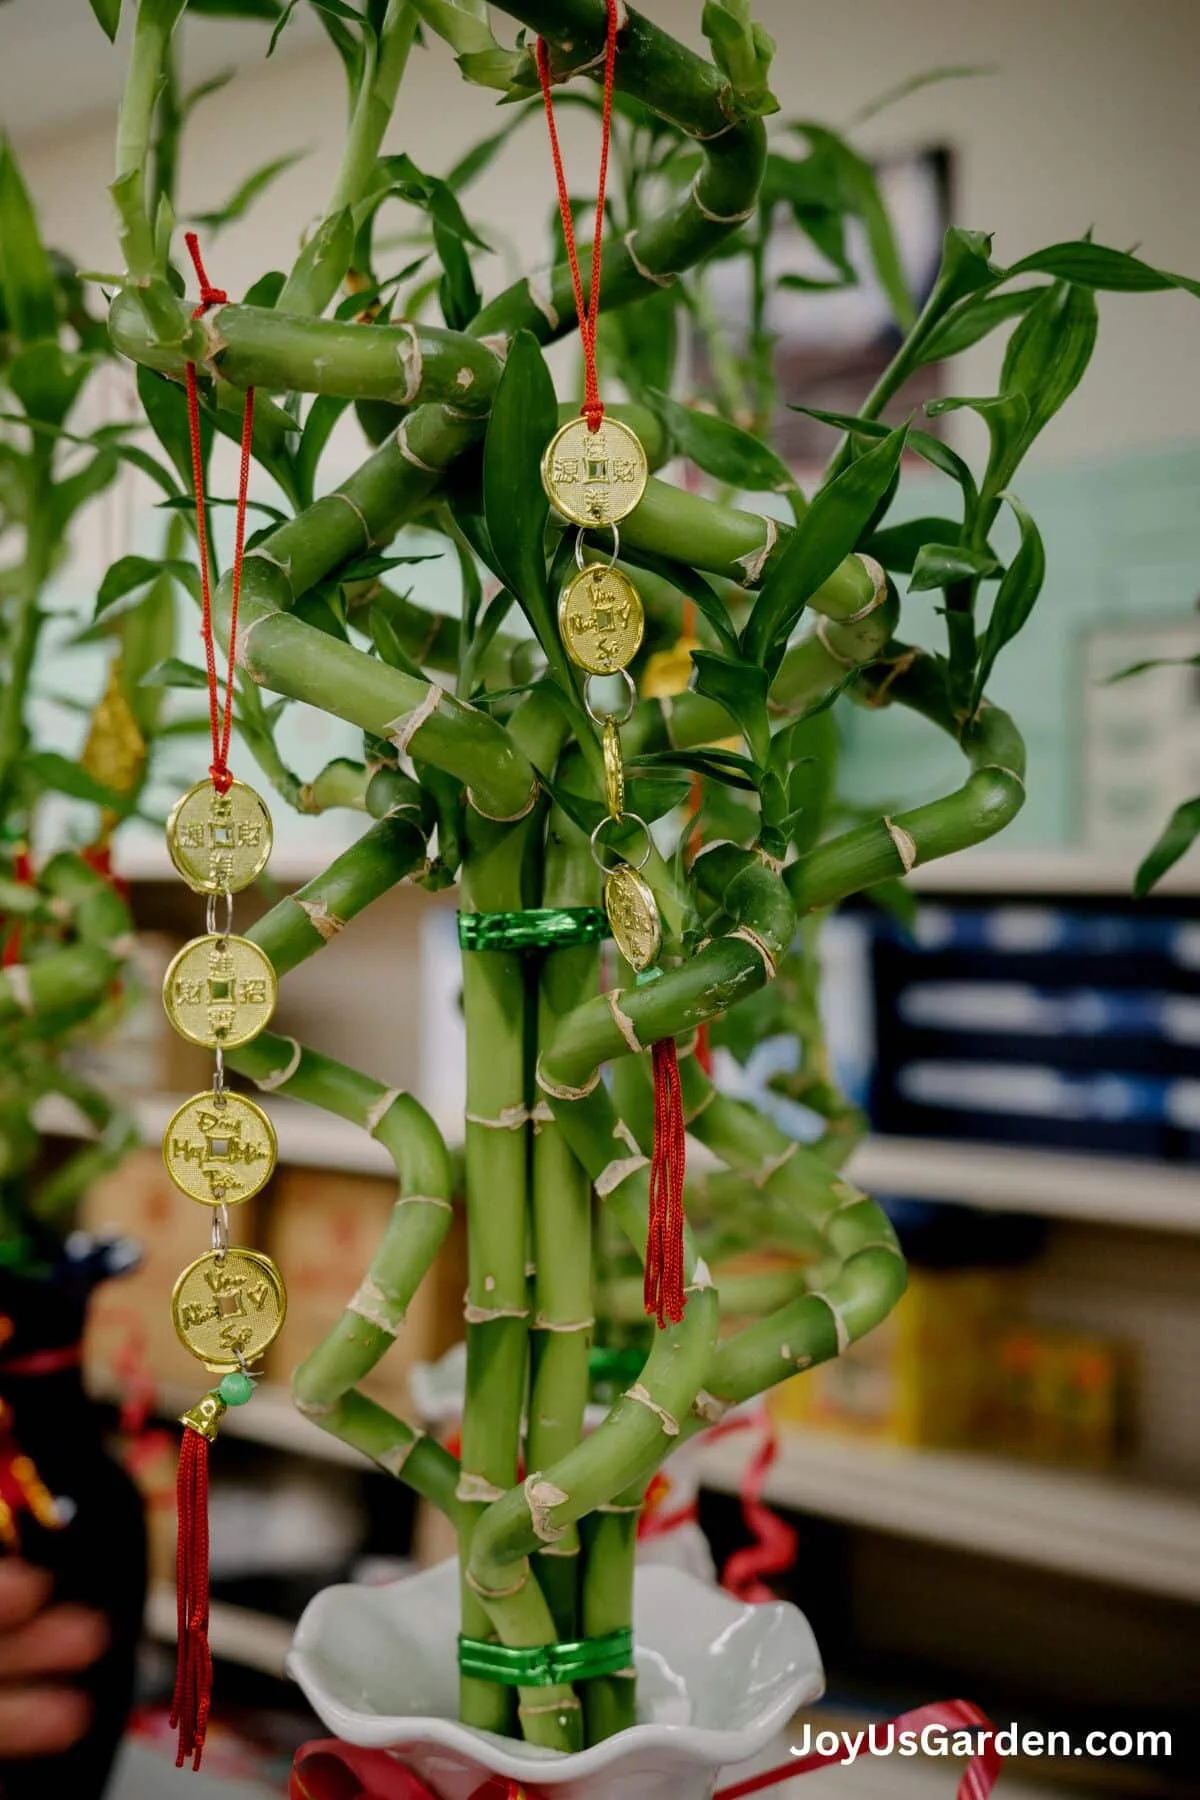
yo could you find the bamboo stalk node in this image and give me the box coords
[294,896,346,940]
[349,1276,405,1336]
[253,1037,302,1092]
[396,1193,453,1212]
[692,1388,731,1425]
[531,1313,595,1334]
[394,414,442,474]
[377,1434,424,1478]
[882,815,918,876]
[464,1567,530,1602]
[536,1061,601,1102]
[466,780,540,823]
[810,1291,852,1355]
[623,229,677,288]
[749,1141,798,1189]
[3,965,33,1014]
[463,1299,531,1324]
[689,176,757,226]
[727,923,777,979]
[524,1473,570,1544]
[815,613,861,670]
[386,685,444,756]
[605,988,643,1054]
[594,1152,649,1197]
[466,1103,531,1131]
[733,515,777,586]
[623,1383,680,1438]
[524,273,560,332]
[457,1471,507,1504]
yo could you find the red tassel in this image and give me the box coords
[645,1038,687,1328]
[172,1426,213,1770]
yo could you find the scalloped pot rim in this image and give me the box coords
[288,1558,823,1790]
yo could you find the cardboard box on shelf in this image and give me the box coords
[81,1146,266,1399]
[982,1323,1133,1466]
[768,1267,1014,1448]
[263,1167,466,1422]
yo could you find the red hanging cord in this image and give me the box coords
[182,231,255,795]
[645,1037,687,1326]
[171,1425,212,1770]
[535,0,619,431]
[171,235,253,1773]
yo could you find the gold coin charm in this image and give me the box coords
[166,778,273,895]
[163,934,278,1049]
[604,864,662,973]
[559,565,645,675]
[172,1247,287,1373]
[162,1091,278,1206]
[541,417,648,526]
[603,718,625,821]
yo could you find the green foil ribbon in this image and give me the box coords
[457,1626,634,1687]
[457,908,609,952]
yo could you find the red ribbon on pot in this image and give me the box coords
[292,1698,1003,1800]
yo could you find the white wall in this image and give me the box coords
[4,0,1200,464]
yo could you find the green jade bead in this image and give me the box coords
[218,1370,256,1406]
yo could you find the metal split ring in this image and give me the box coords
[574,522,620,573]
[206,887,234,939]
[211,1203,230,1262]
[590,811,653,875]
[584,667,636,726]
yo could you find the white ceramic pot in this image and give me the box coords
[289,1558,822,1800]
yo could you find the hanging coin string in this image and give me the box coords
[162,231,287,1773]
[536,8,687,1329]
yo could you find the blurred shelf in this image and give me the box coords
[42,1090,1200,1234]
[696,1428,1200,1604]
[145,1584,292,1678]
[907,845,1200,895]
[846,1136,1200,1235]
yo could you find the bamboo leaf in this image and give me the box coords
[1104,653,1200,683]
[646,389,798,498]
[1006,240,1200,302]
[96,553,201,617]
[88,0,122,41]
[926,391,1029,503]
[1135,797,1200,897]
[626,747,761,793]
[22,752,133,814]
[971,493,1045,709]
[690,650,770,764]
[482,330,557,654]
[791,403,978,514]
[373,152,490,251]
[617,545,739,660]
[744,424,907,665]
[848,64,995,128]
[909,542,1001,592]
[139,657,210,690]
[792,123,914,328]
[138,364,211,490]
[1000,281,1098,458]
[296,394,349,506]
[50,449,119,535]
[188,0,282,16]
[370,608,426,679]
[434,217,481,329]
[8,344,95,428]
[863,516,966,574]
[0,137,57,344]
[919,284,1045,363]
[189,151,308,234]
[275,206,354,315]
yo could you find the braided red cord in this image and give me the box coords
[170,1426,213,1770]
[182,231,254,796]
[646,1037,687,1326]
[535,0,619,431]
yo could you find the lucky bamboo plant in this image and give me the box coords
[43,0,1200,1752]
[0,132,185,1263]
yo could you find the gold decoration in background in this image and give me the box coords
[171,1248,287,1372]
[558,565,645,674]
[602,718,625,821]
[541,417,648,525]
[163,934,278,1049]
[162,1091,278,1206]
[166,779,273,894]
